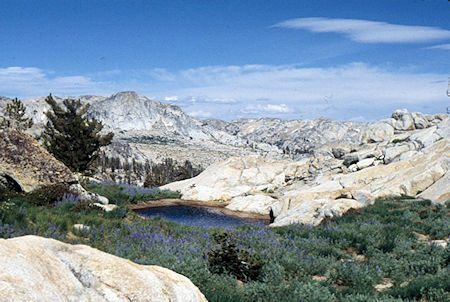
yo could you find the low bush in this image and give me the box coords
[207,231,265,282]
[25,184,77,207]
[84,181,180,205]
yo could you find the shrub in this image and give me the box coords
[391,138,406,144]
[343,159,353,167]
[208,231,265,282]
[104,206,128,219]
[25,184,77,207]
[387,271,450,300]
[84,181,180,205]
[296,281,336,302]
[330,261,383,293]
[73,202,102,213]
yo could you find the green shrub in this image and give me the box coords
[340,293,403,302]
[208,231,265,282]
[25,184,76,207]
[258,262,286,283]
[391,138,406,144]
[104,206,128,219]
[0,204,28,228]
[330,261,383,293]
[343,159,353,167]
[387,271,450,300]
[296,281,336,302]
[84,181,180,205]
[73,202,102,213]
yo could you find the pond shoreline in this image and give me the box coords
[130,198,271,223]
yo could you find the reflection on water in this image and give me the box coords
[135,205,269,228]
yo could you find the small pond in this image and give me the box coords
[135,205,269,228]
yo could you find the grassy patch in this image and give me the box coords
[1,188,449,302]
[84,181,180,205]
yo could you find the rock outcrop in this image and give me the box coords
[0,129,109,204]
[0,129,76,192]
[0,235,207,302]
[272,138,448,226]
[163,156,311,216]
[163,111,449,227]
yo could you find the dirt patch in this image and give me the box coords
[343,247,366,262]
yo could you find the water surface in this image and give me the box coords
[136,205,269,228]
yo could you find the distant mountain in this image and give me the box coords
[2,91,443,186]
[204,117,370,156]
[87,91,246,146]
[1,92,273,184]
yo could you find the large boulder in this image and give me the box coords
[411,112,430,129]
[272,198,362,227]
[0,235,207,302]
[0,129,76,192]
[392,109,415,131]
[162,156,310,202]
[225,194,279,215]
[418,171,450,204]
[362,121,394,143]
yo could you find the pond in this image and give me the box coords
[135,205,270,228]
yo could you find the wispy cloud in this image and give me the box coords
[149,63,448,120]
[242,104,291,114]
[273,17,450,43]
[188,110,212,118]
[0,66,111,97]
[426,43,450,50]
[164,96,179,102]
[1,64,448,121]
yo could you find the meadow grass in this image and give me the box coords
[1,183,449,302]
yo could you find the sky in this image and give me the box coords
[1,0,449,121]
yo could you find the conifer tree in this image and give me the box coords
[0,98,33,131]
[41,94,113,173]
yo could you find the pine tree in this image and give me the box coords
[41,94,114,173]
[0,98,33,131]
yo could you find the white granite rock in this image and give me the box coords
[226,195,278,215]
[411,112,430,129]
[356,158,375,170]
[0,235,207,302]
[418,171,450,204]
[392,109,415,131]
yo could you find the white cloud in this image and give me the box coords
[188,110,213,118]
[1,64,448,121]
[242,104,291,114]
[0,66,110,97]
[148,68,175,81]
[273,17,450,43]
[164,96,179,102]
[426,43,450,50]
[149,62,448,120]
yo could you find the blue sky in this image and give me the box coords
[1,0,449,121]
